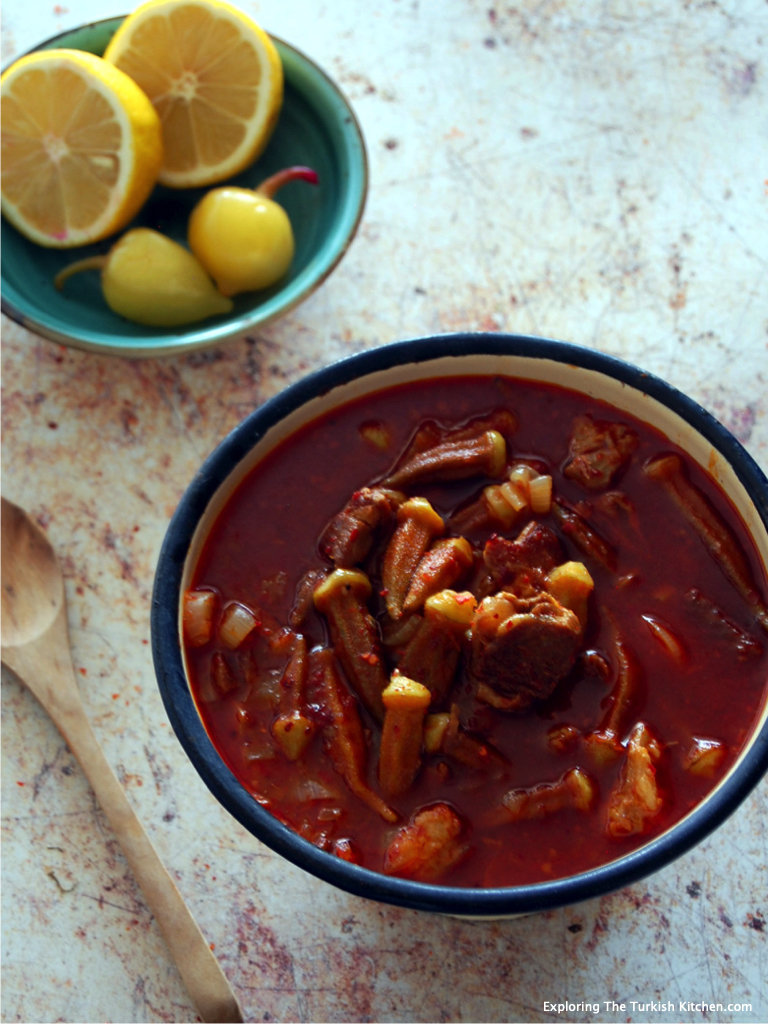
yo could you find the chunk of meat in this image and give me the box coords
[383,803,468,881]
[471,590,583,711]
[606,723,663,838]
[483,522,563,590]
[319,487,403,568]
[564,414,638,491]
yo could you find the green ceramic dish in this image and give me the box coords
[1,17,368,357]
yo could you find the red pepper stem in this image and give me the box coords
[255,165,319,199]
[54,255,108,291]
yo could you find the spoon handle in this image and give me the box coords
[3,612,244,1024]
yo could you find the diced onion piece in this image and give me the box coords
[183,588,217,647]
[359,420,391,450]
[528,474,553,514]
[317,806,343,822]
[293,778,339,802]
[499,479,528,512]
[242,731,277,761]
[642,614,687,665]
[333,837,362,863]
[509,463,537,480]
[508,463,536,489]
[484,484,516,527]
[547,723,580,754]
[683,737,727,777]
[219,601,260,649]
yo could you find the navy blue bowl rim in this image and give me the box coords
[151,332,768,916]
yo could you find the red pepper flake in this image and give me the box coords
[16,781,25,787]
[112,693,120,700]
[79,667,87,676]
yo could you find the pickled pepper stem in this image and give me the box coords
[54,255,108,291]
[255,165,319,199]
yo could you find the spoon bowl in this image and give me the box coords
[1,498,63,646]
[0,496,243,1024]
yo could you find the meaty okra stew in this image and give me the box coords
[181,374,768,888]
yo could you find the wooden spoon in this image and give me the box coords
[1,497,244,1024]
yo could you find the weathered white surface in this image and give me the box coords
[1,1,766,1022]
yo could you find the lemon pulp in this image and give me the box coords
[104,0,283,188]
[0,48,162,248]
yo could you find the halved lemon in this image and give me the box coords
[1,49,163,248]
[104,0,284,188]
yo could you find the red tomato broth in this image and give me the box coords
[184,375,768,888]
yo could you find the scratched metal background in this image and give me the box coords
[1,1,766,1022]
